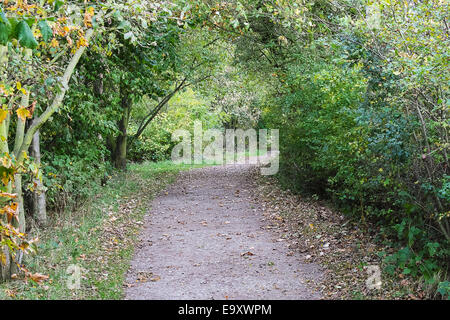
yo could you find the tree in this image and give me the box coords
[0,0,187,281]
[0,0,97,281]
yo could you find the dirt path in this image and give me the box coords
[124,161,322,300]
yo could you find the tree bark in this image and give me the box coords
[0,45,12,282]
[114,91,131,170]
[12,88,30,235]
[31,130,47,227]
[9,49,32,275]
[0,118,12,282]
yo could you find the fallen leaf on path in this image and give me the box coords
[28,273,49,283]
[150,275,161,282]
[5,290,16,297]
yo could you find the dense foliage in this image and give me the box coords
[222,0,449,297]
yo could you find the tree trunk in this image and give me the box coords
[106,135,117,163]
[31,130,47,226]
[0,44,10,282]
[9,73,31,275]
[12,88,30,233]
[0,111,11,282]
[114,92,131,170]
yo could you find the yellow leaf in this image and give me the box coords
[16,107,31,121]
[3,202,18,223]
[1,153,12,168]
[1,175,9,186]
[87,7,95,16]
[0,252,6,266]
[0,109,8,124]
[50,38,59,48]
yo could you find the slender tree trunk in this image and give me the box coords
[0,45,11,282]
[12,89,30,233]
[0,117,12,282]
[132,78,187,141]
[106,135,117,163]
[114,92,131,170]
[31,130,47,226]
[0,117,11,282]
[9,63,32,275]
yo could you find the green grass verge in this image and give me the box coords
[0,160,208,300]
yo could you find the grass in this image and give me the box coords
[0,160,208,300]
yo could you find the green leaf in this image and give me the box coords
[384,265,396,275]
[426,242,439,257]
[8,17,19,39]
[0,10,7,24]
[38,20,52,43]
[0,10,11,45]
[118,20,131,31]
[437,281,450,298]
[113,11,123,21]
[54,0,65,12]
[16,20,38,49]
[24,17,36,27]
[92,15,102,29]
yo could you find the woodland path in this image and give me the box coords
[124,160,322,300]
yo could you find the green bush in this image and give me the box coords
[41,152,112,212]
[262,40,449,293]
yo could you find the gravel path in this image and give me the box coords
[124,162,322,300]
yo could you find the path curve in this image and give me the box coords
[125,162,322,300]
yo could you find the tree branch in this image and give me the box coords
[16,29,94,163]
[131,77,188,142]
